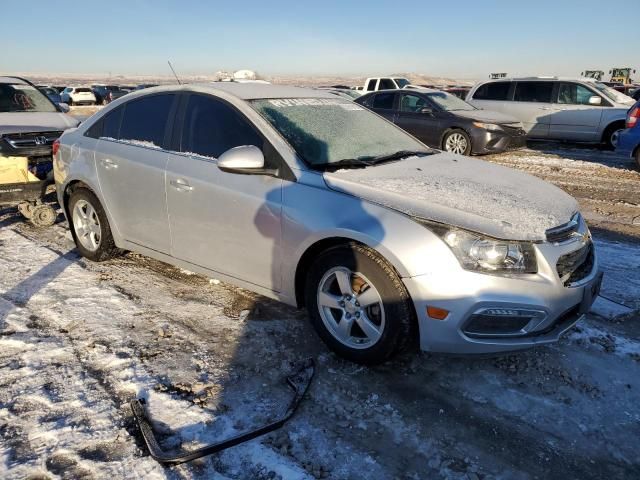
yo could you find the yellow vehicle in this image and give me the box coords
[609,68,636,85]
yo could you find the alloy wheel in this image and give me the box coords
[317,267,385,349]
[72,199,102,252]
[445,132,468,154]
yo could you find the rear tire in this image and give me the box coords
[68,188,122,262]
[442,129,472,155]
[603,122,625,150]
[305,243,414,365]
[67,98,73,106]
[635,148,640,170]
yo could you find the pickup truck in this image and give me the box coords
[361,77,411,94]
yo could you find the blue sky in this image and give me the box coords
[3,0,638,79]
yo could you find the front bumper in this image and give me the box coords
[471,127,527,155]
[403,239,601,354]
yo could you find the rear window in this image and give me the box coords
[0,83,57,113]
[118,94,174,148]
[472,82,511,101]
[379,78,396,90]
[514,82,554,103]
[371,92,395,110]
[76,88,92,93]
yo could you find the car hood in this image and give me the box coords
[0,112,79,135]
[323,153,578,241]
[451,109,521,125]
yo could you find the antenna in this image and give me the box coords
[167,61,182,85]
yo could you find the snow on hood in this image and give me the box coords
[323,153,578,241]
[452,109,521,125]
[0,112,79,135]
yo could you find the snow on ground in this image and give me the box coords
[1,143,639,480]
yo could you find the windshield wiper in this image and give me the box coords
[363,150,432,165]
[315,150,432,171]
[315,158,374,171]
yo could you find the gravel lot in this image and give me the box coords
[0,143,638,479]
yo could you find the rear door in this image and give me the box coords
[395,93,441,147]
[548,82,603,141]
[367,92,398,122]
[94,93,176,253]
[509,81,555,137]
[165,93,283,291]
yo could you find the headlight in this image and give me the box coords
[417,220,537,274]
[472,122,502,132]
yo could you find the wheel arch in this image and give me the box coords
[440,126,471,149]
[601,119,626,143]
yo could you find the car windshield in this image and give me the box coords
[0,83,57,113]
[593,82,633,104]
[251,98,430,168]
[394,78,410,88]
[426,91,475,111]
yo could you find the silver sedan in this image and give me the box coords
[54,83,602,364]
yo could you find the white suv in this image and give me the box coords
[466,77,635,147]
[60,86,97,106]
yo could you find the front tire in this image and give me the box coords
[305,243,414,365]
[442,129,472,155]
[603,122,624,150]
[68,188,121,262]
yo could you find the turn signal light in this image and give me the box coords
[427,306,449,320]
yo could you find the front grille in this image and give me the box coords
[557,242,594,286]
[501,124,526,136]
[3,131,62,150]
[546,213,582,243]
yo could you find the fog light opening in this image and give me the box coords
[427,306,449,320]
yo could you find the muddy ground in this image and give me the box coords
[0,143,639,480]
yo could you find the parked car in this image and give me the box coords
[616,100,640,169]
[92,85,129,105]
[54,83,601,364]
[362,77,411,94]
[631,88,640,101]
[442,86,472,99]
[1,76,80,224]
[466,77,635,148]
[317,87,362,100]
[37,86,62,105]
[60,86,97,106]
[356,88,526,155]
[135,83,159,90]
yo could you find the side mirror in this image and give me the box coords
[217,145,276,176]
[58,102,70,113]
[420,107,433,114]
[588,96,602,106]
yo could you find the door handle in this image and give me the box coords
[170,178,193,191]
[101,158,118,169]
[540,107,553,110]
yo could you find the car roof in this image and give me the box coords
[480,76,598,83]
[138,82,339,100]
[0,76,29,85]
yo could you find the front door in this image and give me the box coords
[395,93,441,147]
[548,82,604,141]
[165,93,283,291]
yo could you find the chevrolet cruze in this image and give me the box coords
[53,83,602,364]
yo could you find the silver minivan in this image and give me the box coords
[54,83,602,364]
[466,77,635,147]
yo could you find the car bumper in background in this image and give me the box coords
[471,127,527,154]
[402,241,601,354]
[615,128,639,159]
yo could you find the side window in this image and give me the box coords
[119,94,174,148]
[472,82,510,101]
[400,94,427,112]
[371,92,395,110]
[103,106,123,139]
[379,78,395,90]
[366,79,377,91]
[85,119,103,139]
[514,82,554,103]
[181,94,263,158]
[557,83,595,105]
